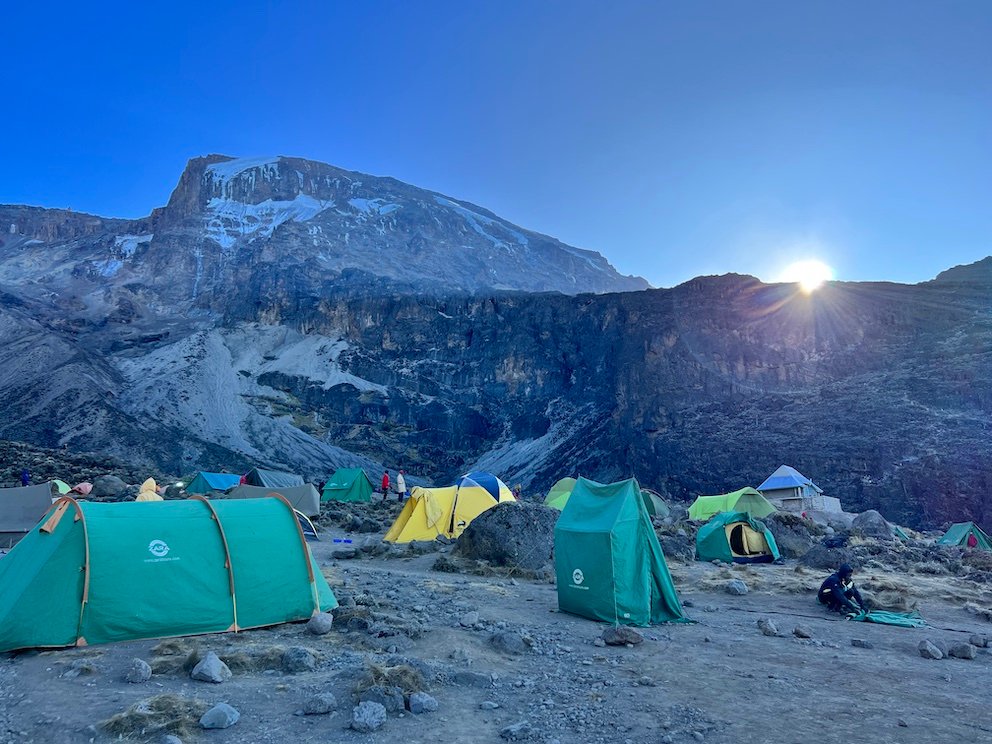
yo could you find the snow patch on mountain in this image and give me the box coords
[205,194,334,248]
[206,156,282,189]
[434,196,529,250]
[348,198,401,216]
[114,234,153,257]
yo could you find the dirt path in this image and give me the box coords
[2,544,990,744]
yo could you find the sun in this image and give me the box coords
[779,259,834,293]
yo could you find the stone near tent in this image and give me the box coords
[793,625,813,639]
[307,613,334,635]
[303,693,337,715]
[918,640,944,660]
[657,531,696,562]
[123,658,152,684]
[454,501,558,571]
[949,643,977,660]
[282,646,318,673]
[90,475,127,498]
[407,692,439,714]
[359,685,405,713]
[762,513,818,558]
[602,626,644,646]
[725,579,749,596]
[200,703,239,729]
[190,651,232,683]
[490,630,528,655]
[757,618,780,637]
[800,544,853,570]
[351,701,387,733]
[852,510,894,541]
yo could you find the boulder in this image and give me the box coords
[949,643,977,660]
[407,692,439,714]
[602,626,644,646]
[358,685,405,713]
[763,513,818,558]
[852,510,894,541]
[725,579,749,596]
[800,544,853,571]
[351,701,387,732]
[918,640,944,660]
[91,475,127,498]
[281,646,318,673]
[200,703,239,729]
[793,625,813,639]
[303,693,337,715]
[190,652,231,683]
[123,658,152,684]
[657,532,696,562]
[454,502,558,571]
[757,618,780,637]
[306,613,334,635]
[490,631,528,655]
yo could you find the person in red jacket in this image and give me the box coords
[381,470,390,496]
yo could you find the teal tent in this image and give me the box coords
[640,489,670,519]
[321,468,374,503]
[186,472,242,495]
[696,512,780,564]
[245,468,304,489]
[937,522,992,551]
[554,477,687,626]
[0,496,336,653]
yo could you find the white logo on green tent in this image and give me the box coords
[148,540,170,558]
[572,569,584,585]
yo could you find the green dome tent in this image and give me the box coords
[245,468,304,489]
[0,496,336,652]
[321,468,374,503]
[554,477,687,626]
[696,512,780,564]
[223,484,321,517]
[937,522,992,551]
[53,480,72,495]
[544,477,576,511]
[688,487,776,521]
[640,488,670,519]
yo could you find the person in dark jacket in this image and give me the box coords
[818,563,866,615]
[20,469,30,487]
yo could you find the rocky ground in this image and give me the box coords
[2,501,992,744]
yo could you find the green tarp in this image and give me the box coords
[696,511,780,564]
[321,468,374,503]
[245,468,304,489]
[186,472,242,495]
[0,497,336,652]
[554,477,687,626]
[544,477,576,511]
[851,610,927,628]
[937,522,992,551]
[688,487,776,521]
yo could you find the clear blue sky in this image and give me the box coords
[3,1,990,287]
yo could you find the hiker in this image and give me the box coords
[513,483,522,499]
[967,532,978,549]
[817,563,866,616]
[20,469,30,487]
[396,470,406,501]
[381,470,390,497]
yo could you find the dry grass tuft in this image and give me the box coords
[357,662,426,694]
[102,693,209,740]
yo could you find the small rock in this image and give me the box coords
[757,618,779,637]
[593,638,606,648]
[459,611,480,627]
[918,640,944,660]
[306,613,334,635]
[190,652,231,684]
[333,547,358,559]
[500,721,532,740]
[480,701,500,710]
[303,693,337,715]
[407,692,439,714]
[851,639,873,649]
[123,658,152,684]
[602,627,644,646]
[491,631,528,655]
[897,719,908,728]
[682,599,694,607]
[282,646,318,673]
[969,634,989,648]
[949,643,977,660]
[725,579,748,595]
[793,626,813,639]
[452,670,492,688]
[359,685,405,713]
[351,701,387,732]
[199,703,239,729]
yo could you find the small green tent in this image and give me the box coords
[53,480,71,495]
[321,469,374,503]
[0,496,336,652]
[937,522,992,551]
[696,512,780,564]
[688,487,776,521]
[186,472,242,495]
[640,489,671,519]
[554,477,687,626]
[544,477,576,511]
[245,468,304,489]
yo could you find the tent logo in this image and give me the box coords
[148,540,170,558]
[572,569,584,585]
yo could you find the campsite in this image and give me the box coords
[0,466,991,744]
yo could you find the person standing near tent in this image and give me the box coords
[395,470,406,501]
[20,469,29,487]
[967,532,979,549]
[381,470,390,498]
[817,564,866,616]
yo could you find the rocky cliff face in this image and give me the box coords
[0,157,988,530]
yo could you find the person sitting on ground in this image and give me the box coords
[817,563,866,616]
[395,470,406,501]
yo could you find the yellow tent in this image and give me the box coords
[384,476,515,543]
[135,478,163,502]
